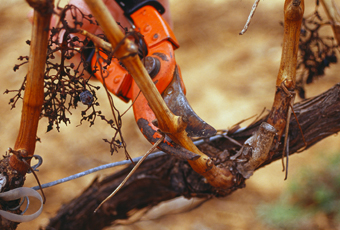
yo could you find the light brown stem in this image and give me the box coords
[276,0,304,89]
[84,0,234,188]
[78,29,112,52]
[266,0,304,173]
[268,0,304,135]
[9,1,53,175]
[229,1,304,177]
[320,0,340,44]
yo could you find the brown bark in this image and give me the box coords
[47,83,340,230]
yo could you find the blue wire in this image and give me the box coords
[31,151,166,190]
[31,133,232,190]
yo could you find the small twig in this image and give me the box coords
[284,136,290,180]
[94,133,165,213]
[121,90,141,117]
[281,81,295,175]
[77,29,112,52]
[280,80,308,178]
[239,0,261,35]
[21,159,46,204]
[95,48,132,162]
[222,132,243,147]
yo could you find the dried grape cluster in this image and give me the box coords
[296,10,339,98]
[5,4,129,156]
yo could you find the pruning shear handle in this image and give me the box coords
[91,3,216,158]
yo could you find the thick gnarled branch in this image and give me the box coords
[46,83,340,230]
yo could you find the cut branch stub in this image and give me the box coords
[78,29,113,52]
[83,0,235,189]
[234,122,277,179]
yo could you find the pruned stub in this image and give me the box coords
[230,122,277,179]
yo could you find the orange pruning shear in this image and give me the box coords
[90,0,216,160]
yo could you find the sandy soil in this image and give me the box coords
[0,0,340,229]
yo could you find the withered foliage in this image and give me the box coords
[296,9,339,98]
[4,4,128,156]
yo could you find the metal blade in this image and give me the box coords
[162,66,216,137]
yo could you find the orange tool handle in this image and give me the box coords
[91,5,180,102]
[130,6,184,146]
[91,5,192,155]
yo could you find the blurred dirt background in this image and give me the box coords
[1,0,340,229]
